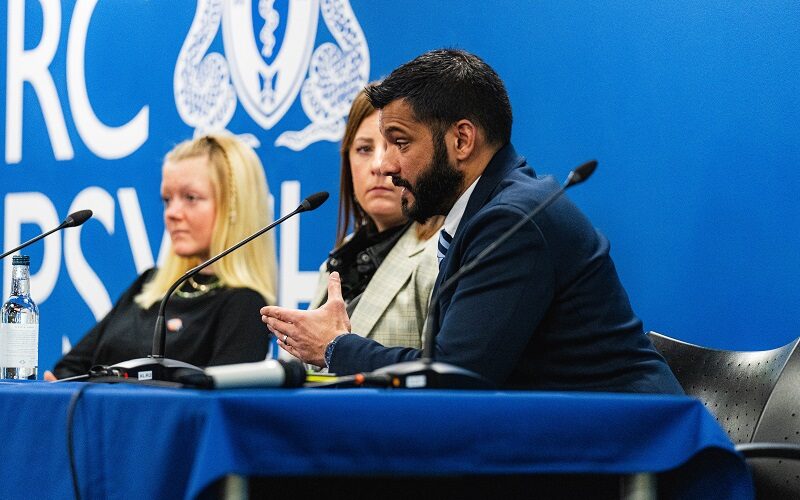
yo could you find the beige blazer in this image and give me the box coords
[309,224,439,349]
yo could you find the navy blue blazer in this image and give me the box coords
[329,144,683,394]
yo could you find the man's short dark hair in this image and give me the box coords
[365,49,512,146]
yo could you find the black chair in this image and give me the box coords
[647,331,800,498]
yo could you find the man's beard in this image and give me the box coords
[396,133,464,223]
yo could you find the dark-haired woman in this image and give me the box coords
[306,89,441,354]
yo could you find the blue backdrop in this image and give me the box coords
[1,0,798,373]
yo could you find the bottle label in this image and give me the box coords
[0,323,39,367]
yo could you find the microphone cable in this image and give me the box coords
[66,383,93,500]
[64,377,185,500]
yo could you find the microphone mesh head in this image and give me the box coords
[64,209,94,227]
[301,191,330,211]
[567,160,598,187]
[279,360,307,387]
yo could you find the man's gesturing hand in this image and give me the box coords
[260,272,351,367]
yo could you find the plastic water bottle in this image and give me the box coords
[0,255,39,379]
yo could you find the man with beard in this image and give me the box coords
[262,49,682,394]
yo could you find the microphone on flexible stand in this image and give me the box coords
[369,160,599,389]
[105,192,329,383]
[0,209,93,260]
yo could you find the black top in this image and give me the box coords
[53,269,270,378]
[326,221,410,311]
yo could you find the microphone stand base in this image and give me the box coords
[371,360,494,390]
[105,357,204,383]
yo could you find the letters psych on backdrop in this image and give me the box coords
[2,0,370,366]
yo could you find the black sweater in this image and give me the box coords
[53,269,269,378]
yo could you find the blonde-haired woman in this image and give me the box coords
[47,135,277,379]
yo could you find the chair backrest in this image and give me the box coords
[747,343,800,497]
[647,331,799,444]
[648,331,800,497]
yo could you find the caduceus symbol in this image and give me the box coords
[173,0,369,152]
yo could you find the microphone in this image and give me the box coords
[62,209,94,228]
[173,359,307,389]
[107,192,329,382]
[0,209,93,260]
[371,160,598,389]
[299,191,329,211]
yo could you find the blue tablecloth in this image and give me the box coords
[0,381,752,499]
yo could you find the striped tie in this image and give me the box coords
[437,229,453,268]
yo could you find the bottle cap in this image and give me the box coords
[12,254,30,266]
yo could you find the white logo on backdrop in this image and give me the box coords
[174,0,369,151]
